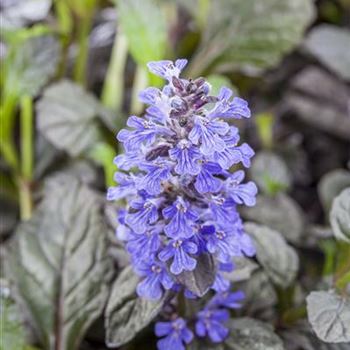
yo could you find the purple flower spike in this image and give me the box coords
[212,262,234,292]
[212,273,231,293]
[234,143,255,168]
[205,227,242,263]
[138,87,161,105]
[117,116,158,151]
[155,318,193,350]
[107,172,138,201]
[108,59,257,309]
[126,226,162,260]
[209,290,245,309]
[169,140,202,175]
[139,160,172,195]
[195,309,230,343]
[136,260,174,300]
[163,197,198,239]
[189,117,229,156]
[208,87,251,119]
[209,196,238,224]
[225,170,258,206]
[147,59,188,82]
[125,197,160,233]
[239,232,256,257]
[158,239,198,275]
[194,162,222,194]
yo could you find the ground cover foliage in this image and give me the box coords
[0,0,349,349]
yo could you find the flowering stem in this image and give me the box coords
[73,14,93,86]
[336,271,350,292]
[276,285,294,316]
[55,0,73,78]
[88,142,116,188]
[177,292,186,318]
[335,242,350,292]
[18,177,33,220]
[320,240,336,276]
[20,95,33,180]
[0,94,19,171]
[101,31,128,111]
[130,66,148,115]
[282,305,307,325]
[19,95,33,220]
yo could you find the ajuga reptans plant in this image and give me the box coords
[108,59,258,349]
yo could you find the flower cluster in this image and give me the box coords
[108,59,257,349]
[155,290,245,350]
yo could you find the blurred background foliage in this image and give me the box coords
[0,0,349,349]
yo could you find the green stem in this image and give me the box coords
[177,292,186,318]
[20,95,33,180]
[73,14,93,86]
[130,66,148,115]
[336,271,350,291]
[18,177,32,220]
[276,285,294,315]
[335,242,350,291]
[320,240,337,276]
[0,94,19,170]
[55,0,73,78]
[282,305,307,325]
[88,142,116,188]
[101,32,128,111]
[17,95,34,220]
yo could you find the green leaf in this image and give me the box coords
[59,160,99,186]
[319,170,350,214]
[118,0,167,84]
[187,0,315,76]
[3,35,60,98]
[286,67,350,141]
[105,266,166,348]
[176,253,216,297]
[306,290,350,343]
[0,0,52,30]
[188,339,224,350]
[330,188,350,243]
[5,175,113,350]
[190,317,285,350]
[0,287,30,350]
[281,320,350,350]
[225,318,285,350]
[37,80,106,157]
[245,223,299,288]
[250,151,291,195]
[33,135,62,180]
[242,194,304,244]
[304,25,350,81]
[240,270,277,316]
